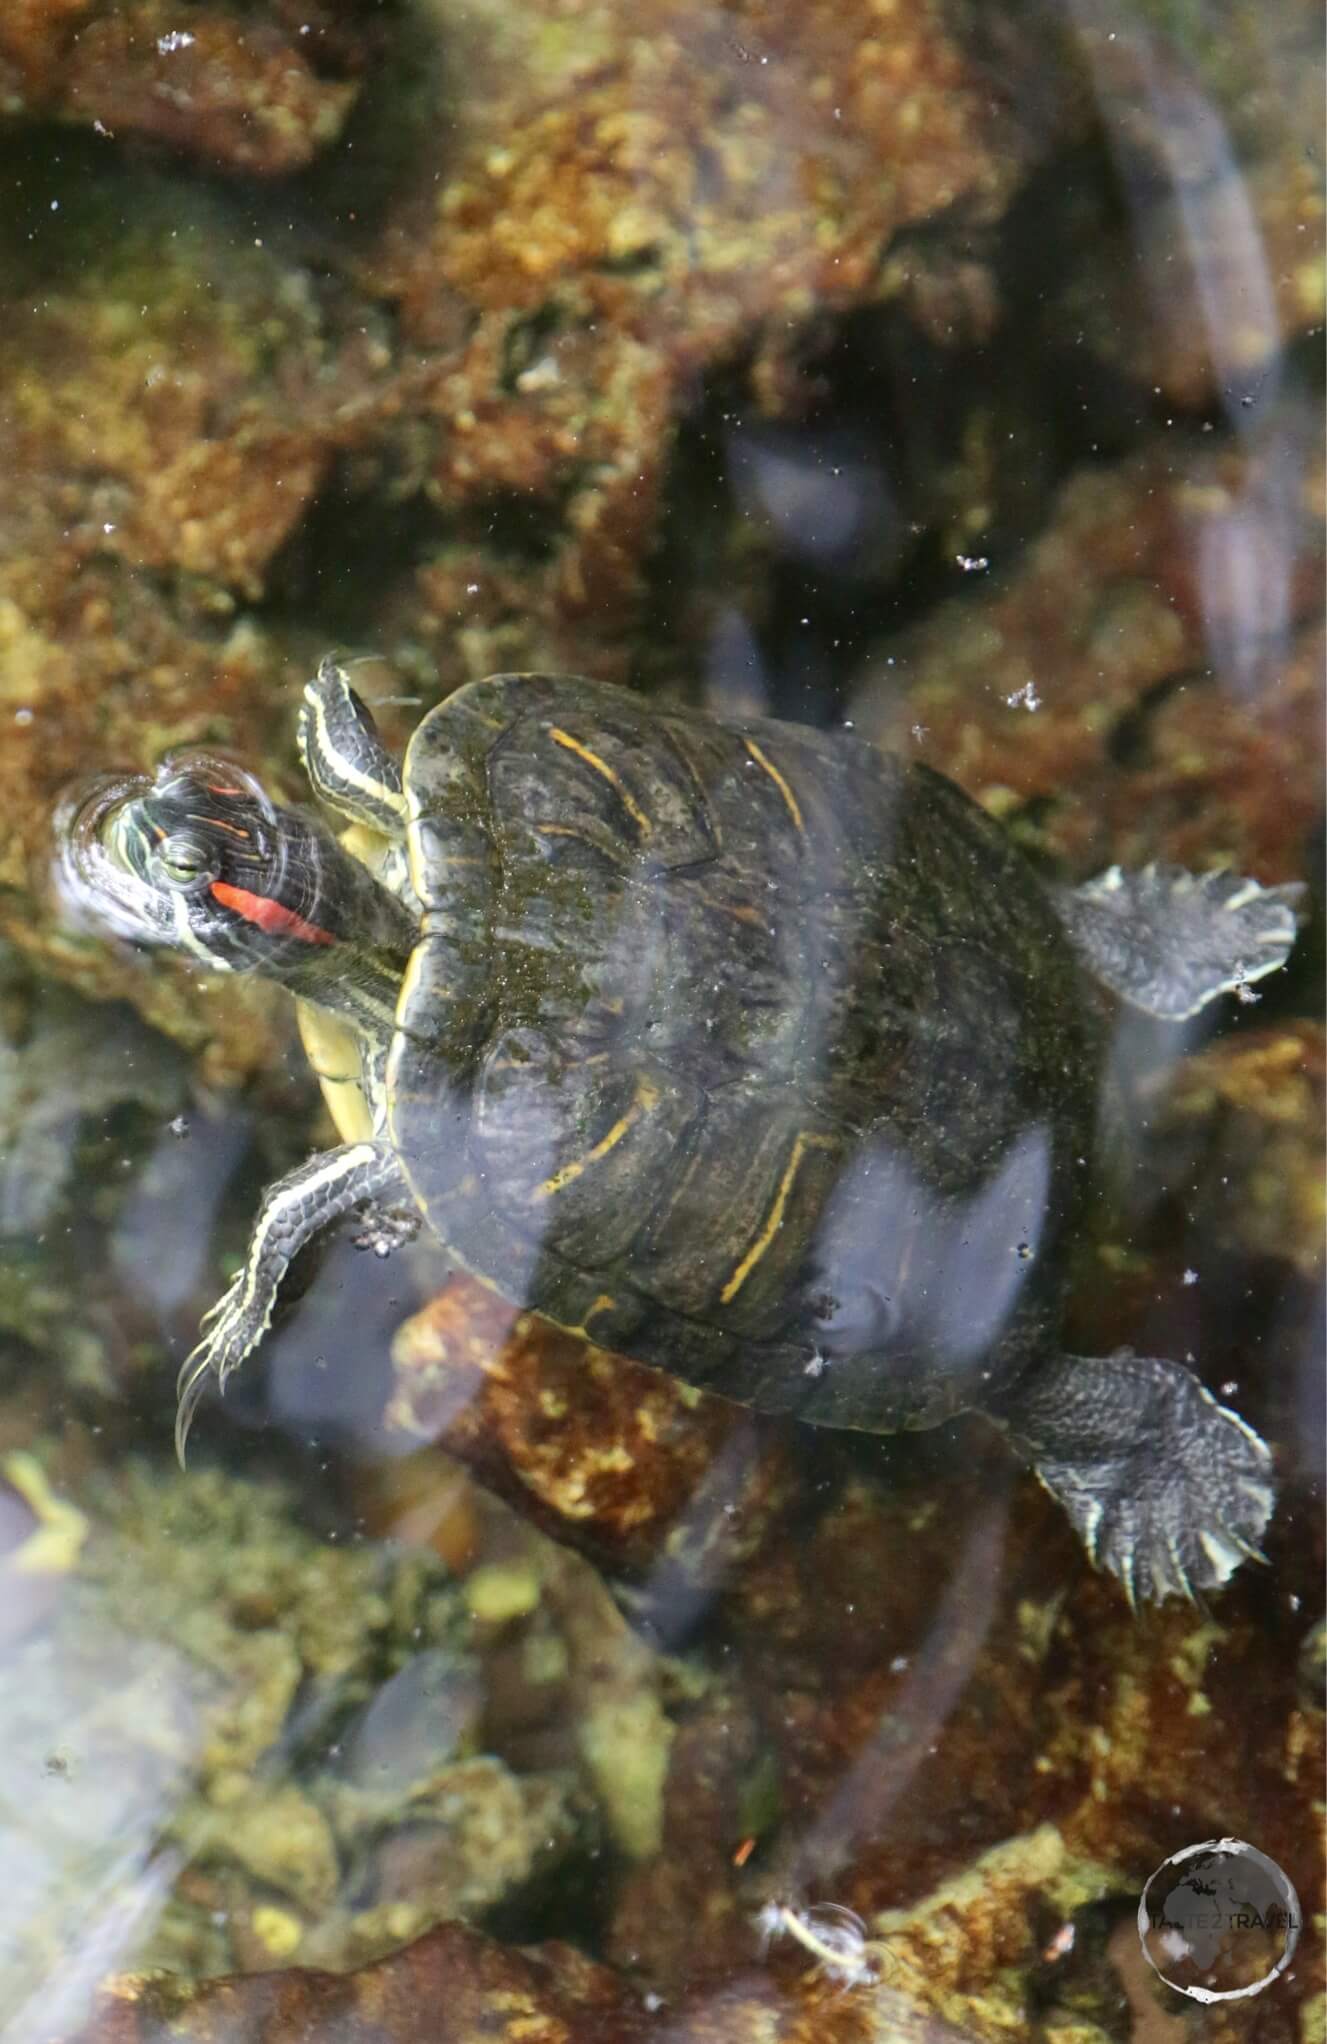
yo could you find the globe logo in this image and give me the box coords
[1138,1838,1301,2004]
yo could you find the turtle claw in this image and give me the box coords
[174,1347,215,1468]
[173,1273,270,1465]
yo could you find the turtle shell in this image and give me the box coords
[385,675,1099,1433]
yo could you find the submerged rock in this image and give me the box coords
[47,1913,998,2042]
[851,416,1324,885]
[0,1457,583,2012]
[1151,1021,1325,1281]
[0,3,386,178]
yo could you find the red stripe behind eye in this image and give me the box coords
[210,881,336,946]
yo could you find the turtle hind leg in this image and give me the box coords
[987,1350,1275,1606]
[298,655,408,837]
[1055,864,1304,1020]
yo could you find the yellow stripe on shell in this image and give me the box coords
[742,736,805,836]
[720,1131,832,1304]
[535,1075,660,1199]
[549,727,653,838]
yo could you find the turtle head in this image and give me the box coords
[58,754,414,1025]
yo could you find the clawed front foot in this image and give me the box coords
[172,1139,406,1464]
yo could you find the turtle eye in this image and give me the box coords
[156,833,216,888]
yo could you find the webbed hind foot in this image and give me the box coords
[990,1348,1275,1606]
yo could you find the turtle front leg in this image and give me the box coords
[988,1350,1276,1606]
[1054,864,1303,1019]
[176,1140,407,1463]
[298,655,408,837]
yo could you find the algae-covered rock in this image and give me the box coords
[356,0,1081,691]
[1151,1022,1325,1280]
[45,1913,995,2042]
[0,174,351,1074]
[380,1230,1321,2029]
[0,1455,583,2012]
[850,415,1324,884]
[0,2,386,178]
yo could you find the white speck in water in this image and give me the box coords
[1220,1380,1238,1397]
[466,582,480,594]
[955,553,989,572]
[1005,680,1041,712]
[14,708,33,725]
[157,30,196,53]
[168,1115,189,1138]
[804,1349,829,1378]
[889,1653,909,1672]
[1182,1268,1198,1286]
[1042,1921,1076,1962]
[102,522,116,535]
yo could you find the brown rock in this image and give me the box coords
[0,189,389,1073]
[0,3,380,177]
[53,1915,979,2042]
[1150,1022,1326,1282]
[388,1275,804,1593]
[850,419,1324,882]
[357,0,1083,687]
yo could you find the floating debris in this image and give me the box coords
[755,1898,879,1990]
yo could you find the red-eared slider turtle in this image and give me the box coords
[62,663,1301,1604]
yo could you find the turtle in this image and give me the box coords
[61,659,1302,1604]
